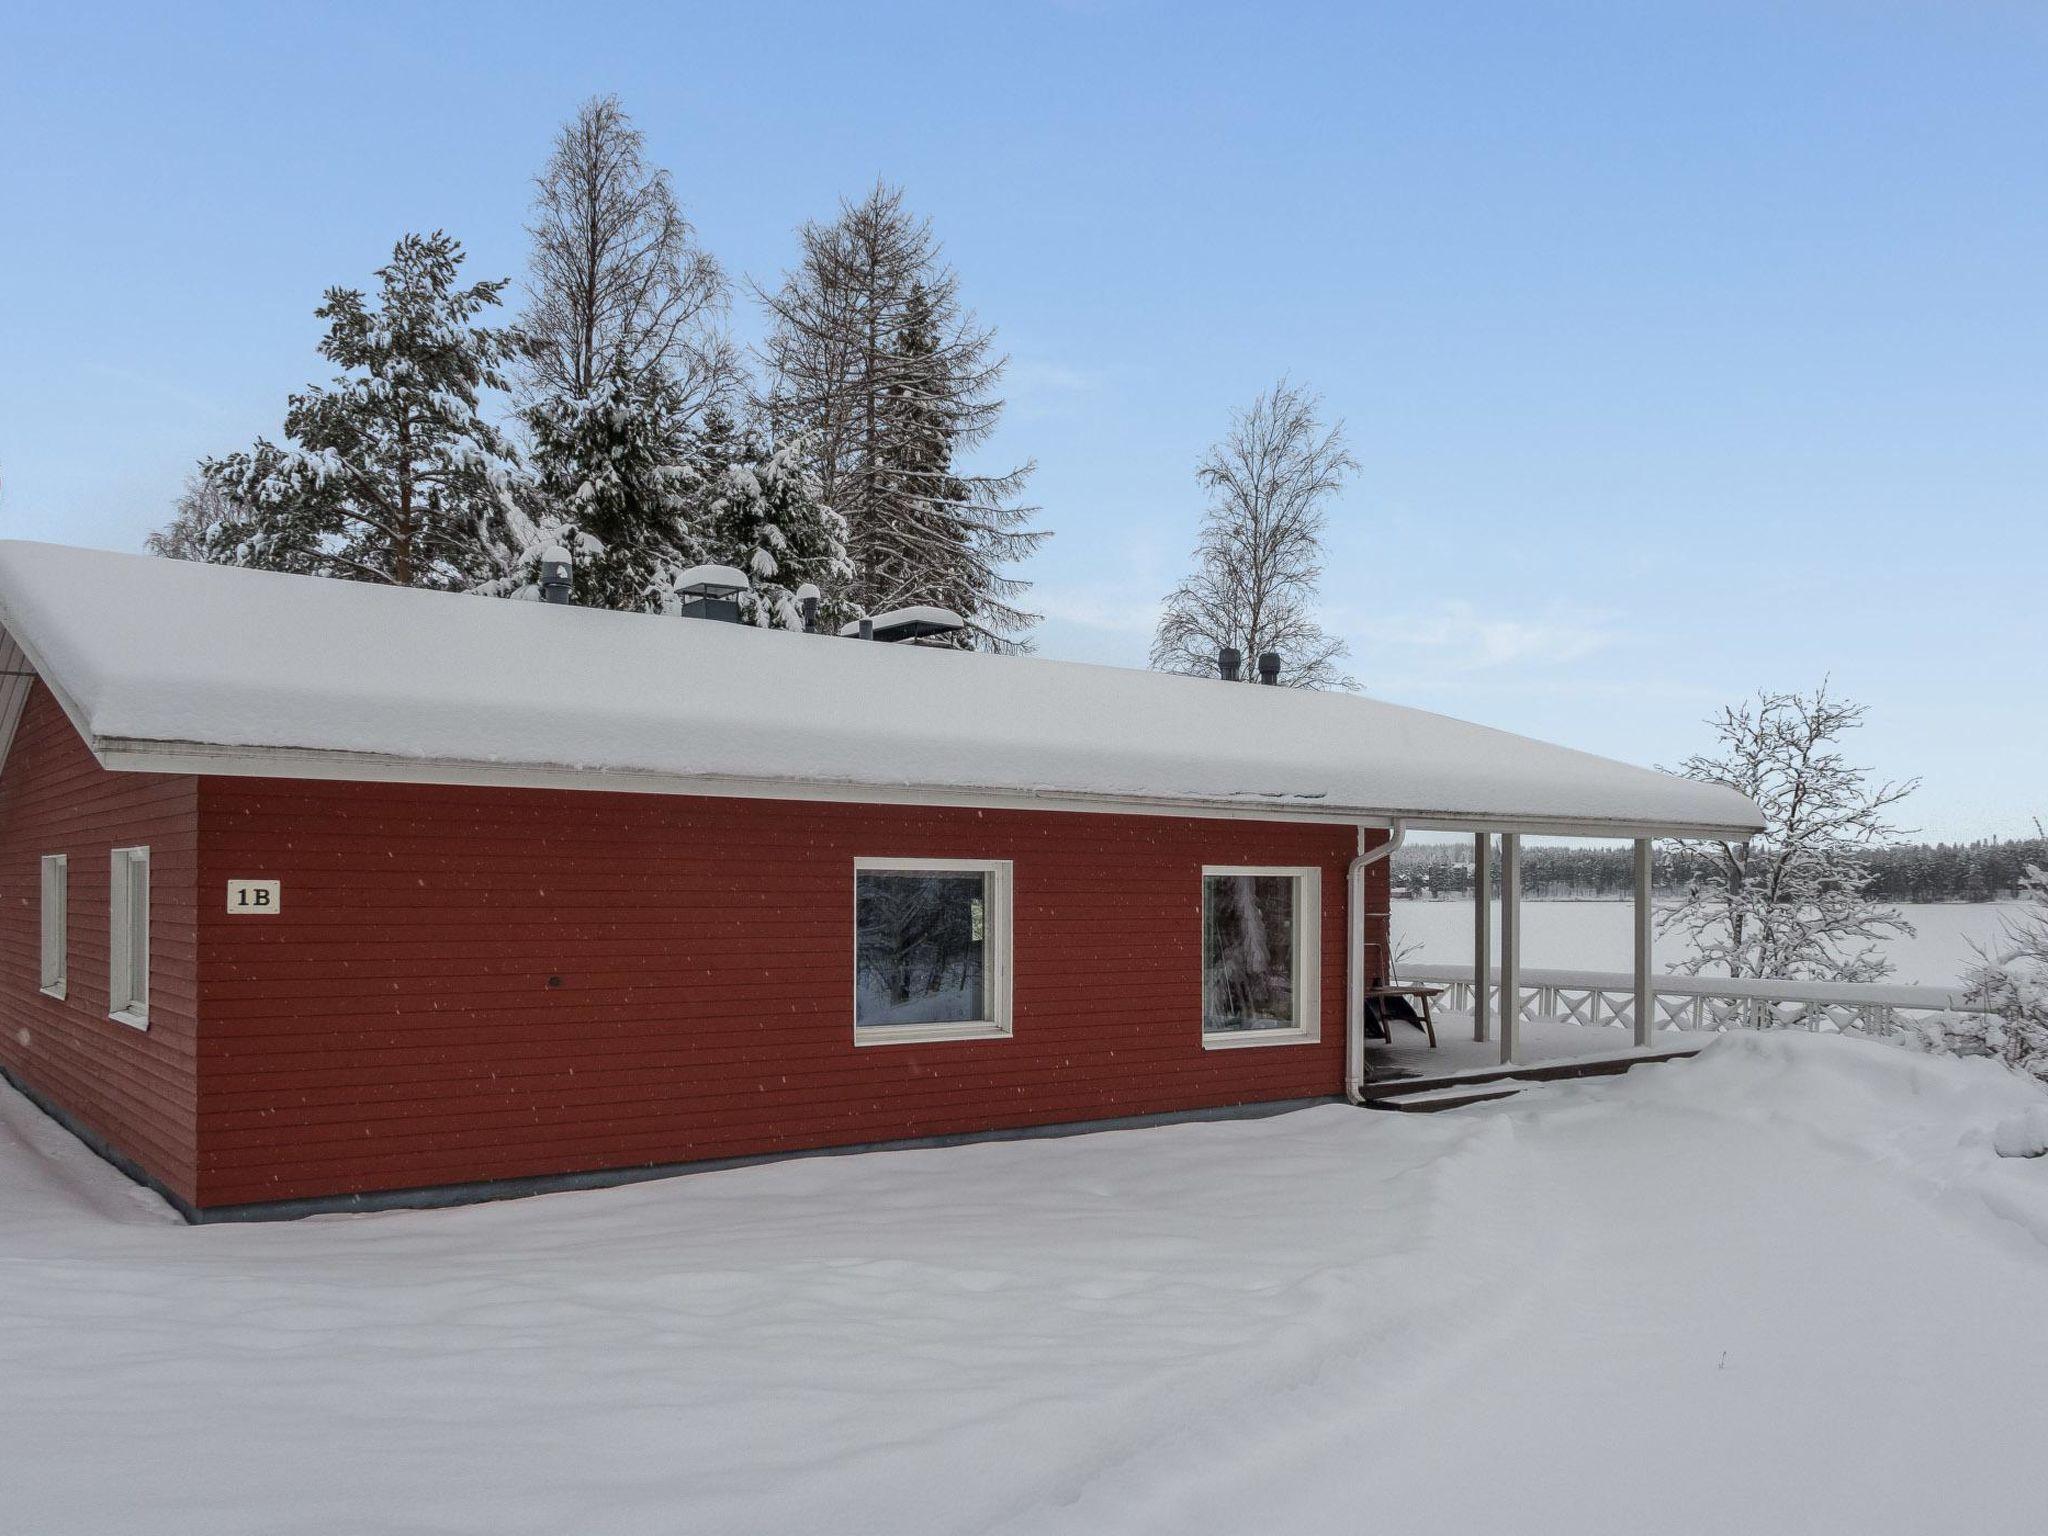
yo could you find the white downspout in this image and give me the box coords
[1345,819,1406,1105]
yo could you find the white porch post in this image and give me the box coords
[1633,837,1655,1049]
[1498,833,1522,1064]
[1472,833,1493,1042]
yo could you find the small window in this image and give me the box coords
[108,845,149,1030]
[854,858,1012,1044]
[39,854,67,999]
[1202,866,1320,1048]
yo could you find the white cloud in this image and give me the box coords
[1030,580,1160,637]
[1333,598,1620,675]
[1003,359,1106,422]
[81,363,235,421]
[1007,360,1101,395]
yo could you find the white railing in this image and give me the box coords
[1401,963,1982,1038]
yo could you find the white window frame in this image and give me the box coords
[108,845,149,1031]
[852,856,1013,1046]
[39,853,67,1000]
[1200,864,1321,1050]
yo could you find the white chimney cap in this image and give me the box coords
[674,564,749,599]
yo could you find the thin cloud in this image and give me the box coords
[1031,579,1160,637]
[82,363,237,421]
[1004,359,1105,422]
[1334,598,1621,673]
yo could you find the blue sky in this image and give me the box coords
[2,1,2042,839]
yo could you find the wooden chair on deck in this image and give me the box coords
[1362,976,1442,1049]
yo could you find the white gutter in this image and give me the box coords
[1345,818,1406,1105]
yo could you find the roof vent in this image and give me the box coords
[538,546,573,606]
[675,564,748,624]
[1218,646,1242,681]
[796,583,822,634]
[839,605,967,644]
[1257,651,1281,686]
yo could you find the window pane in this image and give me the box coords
[1204,875,1297,1033]
[40,856,65,991]
[109,851,131,1015]
[857,871,988,1029]
[127,854,148,1015]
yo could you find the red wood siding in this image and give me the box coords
[0,685,200,1201]
[196,777,1390,1209]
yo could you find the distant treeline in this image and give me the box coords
[1392,837,2047,904]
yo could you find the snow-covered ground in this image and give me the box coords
[1394,898,2024,986]
[4,1038,2045,1536]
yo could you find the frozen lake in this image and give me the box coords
[1391,899,2026,987]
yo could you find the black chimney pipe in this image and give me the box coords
[538,551,573,605]
[1218,646,1242,682]
[800,594,820,634]
[1257,651,1281,685]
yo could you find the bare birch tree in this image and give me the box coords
[146,473,241,561]
[1661,683,1918,983]
[1150,381,1358,688]
[754,183,1043,648]
[523,94,734,420]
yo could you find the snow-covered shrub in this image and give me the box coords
[1895,862,2048,1089]
[1959,862,2048,1086]
[1993,1105,2048,1158]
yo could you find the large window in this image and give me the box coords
[1201,866,1320,1048]
[108,845,149,1030]
[854,858,1012,1044]
[39,854,67,999]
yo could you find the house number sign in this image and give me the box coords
[227,879,281,914]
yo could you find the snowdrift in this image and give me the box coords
[1,1033,2042,1535]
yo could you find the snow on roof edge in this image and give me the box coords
[0,541,1767,838]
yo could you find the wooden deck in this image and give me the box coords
[1360,1019,1704,1112]
[1363,1045,1702,1106]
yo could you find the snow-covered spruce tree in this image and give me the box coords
[702,426,854,631]
[145,473,242,561]
[755,183,1043,650]
[522,94,734,417]
[203,232,522,588]
[481,368,705,611]
[1660,684,1918,986]
[1149,381,1358,689]
[485,404,855,627]
[497,95,735,611]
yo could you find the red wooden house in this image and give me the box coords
[0,542,1759,1220]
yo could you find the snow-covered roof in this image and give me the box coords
[0,542,1763,837]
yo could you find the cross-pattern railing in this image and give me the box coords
[1401,964,1981,1039]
